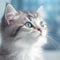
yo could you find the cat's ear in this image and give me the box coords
[5,3,18,25]
[37,6,46,18]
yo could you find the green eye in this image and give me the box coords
[25,22,33,28]
[40,21,44,27]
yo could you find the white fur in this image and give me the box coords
[1,4,48,60]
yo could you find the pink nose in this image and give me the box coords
[38,28,42,32]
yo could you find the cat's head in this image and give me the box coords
[1,4,47,47]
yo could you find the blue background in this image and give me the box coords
[0,0,60,50]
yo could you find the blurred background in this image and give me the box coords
[0,0,60,60]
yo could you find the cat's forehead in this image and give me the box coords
[14,11,37,22]
[26,11,38,18]
[25,12,43,23]
[22,12,40,23]
[13,11,43,27]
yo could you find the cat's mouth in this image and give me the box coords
[37,33,42,38]
[31,32,42,38]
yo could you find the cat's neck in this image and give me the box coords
[1,36,46,60]
[5,43,43,60]
[4,37,45,51]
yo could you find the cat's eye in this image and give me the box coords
[25,22,33,28]
[40,21,44,27]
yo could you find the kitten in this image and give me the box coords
[0,3,47,60]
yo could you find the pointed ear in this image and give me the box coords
[5,3,18,25]
[37,6,46,18]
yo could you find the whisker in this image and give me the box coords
[47,35,60,49]
[47,32,57,36]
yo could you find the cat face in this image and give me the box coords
[1,4,47,46]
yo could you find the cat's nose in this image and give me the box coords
[37,28,42,32]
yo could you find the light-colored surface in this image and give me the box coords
[43,50,60,60]
[0,0,10,22]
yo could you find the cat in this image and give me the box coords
[0,3,47,60]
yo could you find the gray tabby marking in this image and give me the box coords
[0,3,47,60]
